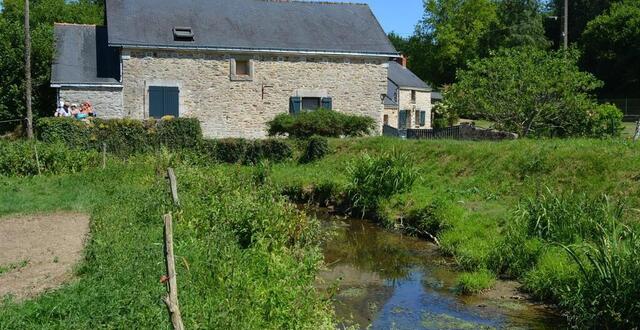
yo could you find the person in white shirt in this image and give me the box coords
[54,100,69,117]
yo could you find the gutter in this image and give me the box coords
[111,43,401,59]
[51,83,123,88]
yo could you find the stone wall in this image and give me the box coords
[59,87,124,118]
[459,124,518,140]
[122,50,388,138]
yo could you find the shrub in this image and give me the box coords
[215,138,248,164]
[155,117,203,149]
[447,47,621,138]
[267,110,375,138]
[0,140,100,176]
[299,136,329,164]
[37,117,93,149]
[93,119,149,156]
[346,151,418,215]
[258,139,292,163]
[243,141,265,165]
[37,117,203,156]
[588,103,624,137]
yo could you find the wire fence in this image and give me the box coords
[600,98,640,121]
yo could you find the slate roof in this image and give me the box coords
[387,61,431,90]
[105,0,399,56]
[51,24,121,86]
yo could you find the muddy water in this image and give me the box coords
[312,209,567,330]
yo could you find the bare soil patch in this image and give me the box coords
[0,212,90,301]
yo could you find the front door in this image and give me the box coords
[149,86,179,118]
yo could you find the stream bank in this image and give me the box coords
[310,208,566,329]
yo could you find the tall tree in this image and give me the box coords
[24,0,32,138]
[447,47,622,137]
[0,0,103,133]
[581,0,640,98]
[545,0,615,48]
[414,0,499,86]
[490,0,549,49]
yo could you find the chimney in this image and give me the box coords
[395,54,408,67]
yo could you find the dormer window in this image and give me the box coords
[173,27,194,41]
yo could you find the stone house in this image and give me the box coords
[50,0,437,138]
[383,60,434,130]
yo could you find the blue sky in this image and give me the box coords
[0,0,425,35]
[315,0,425,36]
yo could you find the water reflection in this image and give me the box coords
[313,209,566,330]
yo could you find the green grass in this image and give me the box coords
[1,136,639,328]
[0,161,334,329]
[455,269,496,295]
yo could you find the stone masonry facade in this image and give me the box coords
[121,49,389,138]
[398,89,432,129]
[384,89,432,129]
[59,87,124,118]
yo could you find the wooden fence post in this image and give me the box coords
[32,143,41,176]
[167,168,180,207]
[163,213,184,330]
[102,143,107,169]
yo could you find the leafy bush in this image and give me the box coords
[299,136,330,164]
[346,151,418,215]
[448,47,622,138]
[37,117,93,148]
[0,140,100,176]
[215,138,248,164]
[94,119,149,156]
[255,139,292,163]
[267,110,375,138]
[522,248,578,302]
[154,117,203,149]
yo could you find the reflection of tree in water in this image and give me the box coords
[324,218,419,281]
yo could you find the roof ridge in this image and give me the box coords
[259,0,369,6]
[54,23,99,27]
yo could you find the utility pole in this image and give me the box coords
[563,0,568,50]
[24,0,34,139]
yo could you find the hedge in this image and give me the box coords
[34,117,291,166]
[267,110,376,138]
[37,117,202,156]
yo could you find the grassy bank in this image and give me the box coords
[268,137,640,327]
[0,161,333,329]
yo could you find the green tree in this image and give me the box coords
[490,0,549,49]
[414,0,499,86]
[545,0,615,47]
[581,0,640,98]
[0,0,103,133]
[447,47,622,137]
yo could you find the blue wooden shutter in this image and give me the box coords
[149,86,164,119]
[321,97,333,110]
[290,97,302,115]
[420,111,426,126]
[398,110,408,129]
[164,87,179,117]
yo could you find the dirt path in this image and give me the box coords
[0,212,90,301]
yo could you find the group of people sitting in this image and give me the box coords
[54,100,96,120]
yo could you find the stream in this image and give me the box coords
[311,208,567,330]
